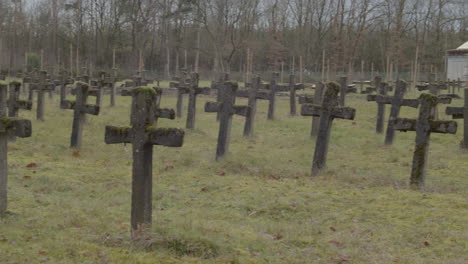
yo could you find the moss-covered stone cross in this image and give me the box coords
[205,82,251,160]
[104,86,184,237]
[61,82,100,149]
[393,93,457,189]
[301,82,356,176]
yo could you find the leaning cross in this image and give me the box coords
[185,73,211,129]
[301,82,356,176]
[393,93,457,189]
[366,76,389,133]
[205,82,251,160]
[0,83,32,216]
[236,76,270,136]
[446,88,468,149]
[61,82,100,149]
[375,80,420,145]
[104,87,184,237]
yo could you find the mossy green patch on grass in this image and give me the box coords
[0,85,466,263]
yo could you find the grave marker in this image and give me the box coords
[393,93,457,189]
[0,83,32,216]
[205,82,250,160]
[30,71,55,121]
[236,76,270,136]
[105,87,184,236]
[366,77,388,133]
[61,82,100,149]
[301,82,356,176]
[446,89,468,148]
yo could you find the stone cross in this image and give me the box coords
[57,71,74,104]
[236,76,270,136]
[446,88,468,149]
[0,83,32,216]
[416,77,449,120]
[175,71,190,118]
[211,73,230,121]
[369,80,420,145]
[185,73,211,129]
[393,93,457,189]
[205,82,251,160]
[61,82,100,149]
[29,71,55,121]
[105,87,184,237]
[366,77,389,133]
[301,82,356,176]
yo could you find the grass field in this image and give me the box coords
[0,82,467,263]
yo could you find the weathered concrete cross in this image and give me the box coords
[370,80,420,145]
[205,82,251,160]
[29,71,55,121]
[274,74,304,116]
[61,82,100,149]
[56,71,74,105]
[393,93,457,189]
[105,87,184,237]
[446,88,468,149]
[236,76,270,136]
[0,83,32,216]
[301,82,356,176]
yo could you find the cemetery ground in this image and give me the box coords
[0,81,466,264]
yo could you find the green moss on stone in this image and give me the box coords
[326,81,340,96]
[133,86,157,97]
[419,93,438,106]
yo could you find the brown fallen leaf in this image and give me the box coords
[26,163,38,168]
[424,241,431,247]
[330,226,337,232]
[72,151,80,157]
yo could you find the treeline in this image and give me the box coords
[0,0,466,79]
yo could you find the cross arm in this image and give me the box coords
[14,100,33,110]
[232,106,250,117]
[205,102,221,113]
[401,99,420,108]
[155,108,176,119]
[393,118,416,132]
[82,104,100,115]
[445,107,464,119]
[429,120,457,134]
[194,87,211,95]
[0,118,32,137]
[147,127,185,147]
[61,100,75,110]
[301,104,322,117]
[437,95,452,104]
[105,126,131,144]
[367,95,392,104]
[298,95,314,104]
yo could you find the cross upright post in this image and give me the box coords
[105,87,184,237]
[0,83,32,216]
[205,82,251,160]
[301,82,356,176]
[446,88,468,149]
[61,82,100,149]
[393,93,457,189]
